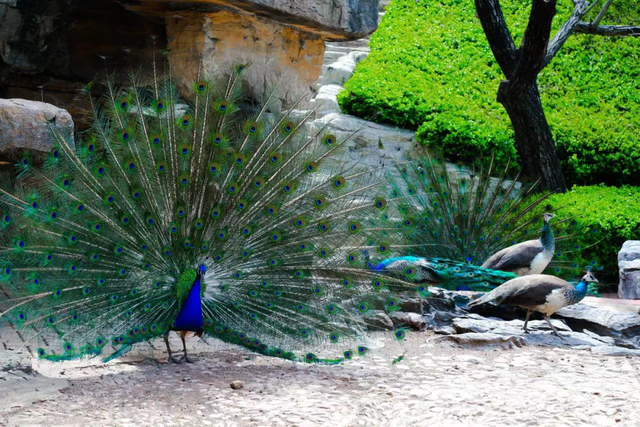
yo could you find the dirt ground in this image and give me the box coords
[1,332,640,427]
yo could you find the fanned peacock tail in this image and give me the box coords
[367,152,600,291]
[0,59,412,363]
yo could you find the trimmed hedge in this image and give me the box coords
[534,185,640,291]
[339,0,640,186]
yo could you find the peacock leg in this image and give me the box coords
[522,310,532,333]
[544,316,561,337]
[164,332,181,363]
[179,331,195,363]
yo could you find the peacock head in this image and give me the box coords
[542,213,556,223]
[581,271,598,284]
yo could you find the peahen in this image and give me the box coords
[0,58,409,364]
[366,153,599,291]
[467,271,599,336]
[481,212,556,275]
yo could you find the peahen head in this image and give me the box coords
[540,213,556,250]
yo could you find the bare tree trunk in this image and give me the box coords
[475,0,567,192]
[497,84,566,192]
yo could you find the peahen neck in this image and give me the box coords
[174,273,203,332]
[540,219,555,252]
[568,279,590,305]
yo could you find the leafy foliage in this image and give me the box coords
[532,185,640,290]
[339,0,640,186]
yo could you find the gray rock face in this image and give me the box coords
[0,0,79,73]
[362,310,394,331]
[389,312,427,331]
[555,303,640,337]
[0,99,74,153]
[212,0,380,39]
[618,241,640,299]
[322,51,369,87]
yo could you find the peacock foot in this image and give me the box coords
[166,356,182,364]
[180,355,196,364]
[522,327,530,334]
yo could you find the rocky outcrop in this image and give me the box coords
[1,0,380,113]
[0,99,74,154]
[123,0,380,40]
[618,240,640,299]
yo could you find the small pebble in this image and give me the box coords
[230,380,244,390]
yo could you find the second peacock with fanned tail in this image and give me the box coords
[0,59,409,364]
[366,153,600,291]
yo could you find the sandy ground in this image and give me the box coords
[2,332,640,427]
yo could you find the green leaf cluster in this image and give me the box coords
[534,185,640,290]
[339,0,640,186]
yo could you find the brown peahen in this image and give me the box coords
[467,271,599,336]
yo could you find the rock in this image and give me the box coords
[388,312,426,331]
[314,84,343,116]
[362,310,394,331]
[322,51,369,86]
[452,316,617,348]
[308,112,421,170]
[0,99,75,154]
[555,303,640,337]
[618,241,640,299]
[230,380,244,390]
[453,316,572,335]
[433,333,526,350]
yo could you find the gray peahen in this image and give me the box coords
[481,212,556,275]
[0,57,413,364]
[467,271,599,336]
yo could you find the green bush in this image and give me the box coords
[534,185,640,291]
[339,0,640,186]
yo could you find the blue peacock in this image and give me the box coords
[0,59,413,363]
[367,153,600,291]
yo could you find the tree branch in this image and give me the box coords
[574,22,640,36]
[509,0,556,93]
[591,0,613,27]
[543,0,588,68]
[474,0,519,78]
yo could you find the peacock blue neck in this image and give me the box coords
[568,279,589,305]
[541,219,555,252]
[174,270,204,332]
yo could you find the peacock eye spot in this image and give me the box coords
[53,150,59,158]
[88,144,94,152]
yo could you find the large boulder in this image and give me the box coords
[618,241,640,299]
[0,99,74,154]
